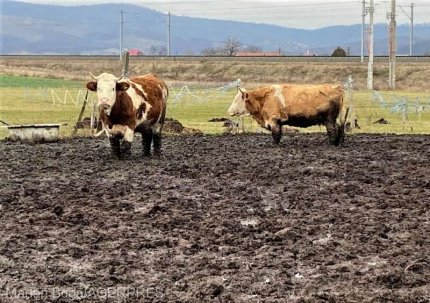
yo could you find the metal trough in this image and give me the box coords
[7,124,61,142]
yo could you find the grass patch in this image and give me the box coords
[0,75,81,88]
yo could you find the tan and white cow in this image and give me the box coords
[228,84,346,145]
[86,73,168,158]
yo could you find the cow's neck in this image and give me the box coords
[100,92,135,128]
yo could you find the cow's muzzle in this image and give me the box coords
[98,102,110,110]
[228,111,250,117]
[228,110,240,117]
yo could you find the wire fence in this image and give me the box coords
[1,78,429,140]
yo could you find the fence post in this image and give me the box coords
[72,90,89,137]
[121,50,130,78]
[345,75,355,129]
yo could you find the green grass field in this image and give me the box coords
[1,75,429,139]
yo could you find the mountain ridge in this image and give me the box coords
[1,0,429,55]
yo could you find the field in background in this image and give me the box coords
[1,75,429,140]
[2,55,430,91]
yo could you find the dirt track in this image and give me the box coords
[1,133,429,302]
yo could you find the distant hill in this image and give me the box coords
[1,0,430,55]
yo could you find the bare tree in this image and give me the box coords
[148,45,167,55]
[201,47,223,56]
[222,37,242,56]
[242,45,262,53]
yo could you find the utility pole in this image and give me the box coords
[120,9,124,60]
[388,0,397,89]
[399,3,414,56]
[367,0,374,90]
[361,0,366,63]
[411,3,414,56]
[167,11,171,56]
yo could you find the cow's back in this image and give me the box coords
[129,74,168,127]
[133,74,169,100]
[131,74,168,105]
[277,84,343,117]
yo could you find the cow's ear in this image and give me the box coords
[86,81,97,91]
[116,82,130,91]
[242,92,249,101]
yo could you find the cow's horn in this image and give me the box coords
[89,72,99,80]
[239,87,245,94]
[116,76,123,82]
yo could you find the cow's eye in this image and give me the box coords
[112,88,115,91]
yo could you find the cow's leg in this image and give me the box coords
[120,140,132,159]
[141,126,153,157]
[153,132,162,157]
[335,122,345,146]
[271,123,282,145]
[109,136,121,158]
[119,128,134,159]
[325,120,338,145]
[152,123,164,157]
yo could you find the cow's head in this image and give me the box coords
[86,72,130,115]
[227,87,250,117]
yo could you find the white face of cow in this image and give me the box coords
[86,73,129,115]
[227,89,250,117]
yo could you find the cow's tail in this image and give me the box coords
[335,86,348,146]
[339,88,348,126]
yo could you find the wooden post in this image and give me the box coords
[72,90,89,137]
[346,75,354,130]
[90,97,96,137]
[121,50,130,78]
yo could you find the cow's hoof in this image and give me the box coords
[118,141,132,160]
[110,137,121,157]
[153,148,162,157]
[111,152,121,159]
[120,150,132,160]
[332,129,345,146]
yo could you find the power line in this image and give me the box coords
[398,3,414,56]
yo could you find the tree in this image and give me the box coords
[242,45,262,53]
[331,46,347,57]
[222,37,242,56]
[201,47,223,56]
[147,45,167,55]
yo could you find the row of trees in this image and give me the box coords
[146,37,256,56]
[201,37,244,56]
[145,37,348,57]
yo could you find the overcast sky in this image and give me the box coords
[15,0,430,29]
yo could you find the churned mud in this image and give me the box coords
[0,133,429,302]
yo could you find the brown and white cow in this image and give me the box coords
[228,84,346,145]
[86,73,168,158]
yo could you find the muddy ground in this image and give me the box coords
[0,133,429,303]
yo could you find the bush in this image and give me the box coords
[331,47,347,57]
